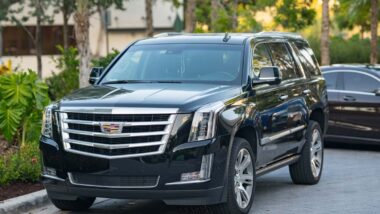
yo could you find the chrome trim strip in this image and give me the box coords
[256,155,300,176]
[41,174,65,182]
[65,139,165,149]
[165,179,211,186]
[65,148,164,159]
[327,89,375,96]
[323,69,380,81]
[261,125,306,145]
[63,119,172,126]
[60,107,179,114]
[68,173,160,189]
[63,128,169,138]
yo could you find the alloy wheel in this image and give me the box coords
[310,129,323,178]
[234,148,254,209]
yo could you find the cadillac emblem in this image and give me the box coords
[100,123,123,134]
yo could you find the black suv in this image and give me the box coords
[40,32,328,214]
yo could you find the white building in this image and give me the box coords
[1,0,184,78]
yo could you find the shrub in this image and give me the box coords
[91,49,120,68]
[0,70,50,145]
[307,34,380,64]
[0,141,41,185]
[46,46,79,101]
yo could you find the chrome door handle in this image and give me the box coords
[303,89,311,95]
[279,95,289,101]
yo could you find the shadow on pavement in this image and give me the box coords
[325,141,380,152]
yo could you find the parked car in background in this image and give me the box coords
[321,65,380,145]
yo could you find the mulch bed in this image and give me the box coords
[0,182,44,201]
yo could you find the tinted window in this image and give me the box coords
[251,43,273,77]
[324,72,338,89]
[267,43,297,80]
[343,72,379,93]
[102,44,243,84]
[294,41,321,76]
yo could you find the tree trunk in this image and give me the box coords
[63,9,69,51]
[0,25,3,57]
[95,6,106,56]
[370,0,378,64]
[74,0,90,88]
[145,0,154,37]
[231,0,238,31]
[185,0,196,32]
[36,0,43,78]
[320,0,330,66]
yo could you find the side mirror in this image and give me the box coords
[375,88,380,96]
[252,66,282,86]
[89,67,104,85]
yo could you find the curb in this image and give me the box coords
[0,189,49,214]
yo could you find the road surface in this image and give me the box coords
[30,145,380,214]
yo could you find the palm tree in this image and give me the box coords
[74,0,90,87]
[370,0,378,64]
[145,0,153,37]
[321,0,330,65]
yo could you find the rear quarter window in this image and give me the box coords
[294,41,321,77]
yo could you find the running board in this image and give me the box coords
[256,155,300,177]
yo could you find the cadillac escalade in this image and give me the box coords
[40,32,328,214]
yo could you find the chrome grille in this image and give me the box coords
[60,107,177,159]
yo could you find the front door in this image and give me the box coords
[337,71,380,142]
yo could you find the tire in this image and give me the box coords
[211,138,256,214]
[289,120,324,185]
[50,196,95,211]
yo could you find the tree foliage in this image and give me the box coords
[334,0,373,32]
[274,0,316,32]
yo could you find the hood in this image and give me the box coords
[60,83,242,113]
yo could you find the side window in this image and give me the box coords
[251,43,273,77]
[323,72,338,89]
[267,42,298,81]
[343,72,379,93]
[294,41,321,76]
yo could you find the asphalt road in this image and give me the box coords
[30,144,380,214]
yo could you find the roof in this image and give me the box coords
[134,32,306,45]
[321,65,380,77]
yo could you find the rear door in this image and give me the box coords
[338,71,380,142]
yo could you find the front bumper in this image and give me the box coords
[40,135,231,205]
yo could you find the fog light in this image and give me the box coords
[180,154,214,182]
[43,166,57,177]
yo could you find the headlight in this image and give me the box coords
[188,101,225,142]
[41,105,53,138]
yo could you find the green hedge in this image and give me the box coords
[307,35,380,65]
[0,142,41,185]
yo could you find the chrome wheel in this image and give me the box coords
[310,128,323,177]
[234,148,254,209]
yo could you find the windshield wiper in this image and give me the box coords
[151,80,183,83]
[102,80,183,84]
[101,80,152,84]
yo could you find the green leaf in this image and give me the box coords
[0,72,33,107]
[0,101,24,142]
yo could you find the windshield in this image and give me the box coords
[100,44,244,84]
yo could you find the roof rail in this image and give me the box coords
[153,32,184,38]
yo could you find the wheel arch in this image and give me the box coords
[309,107,326,133]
